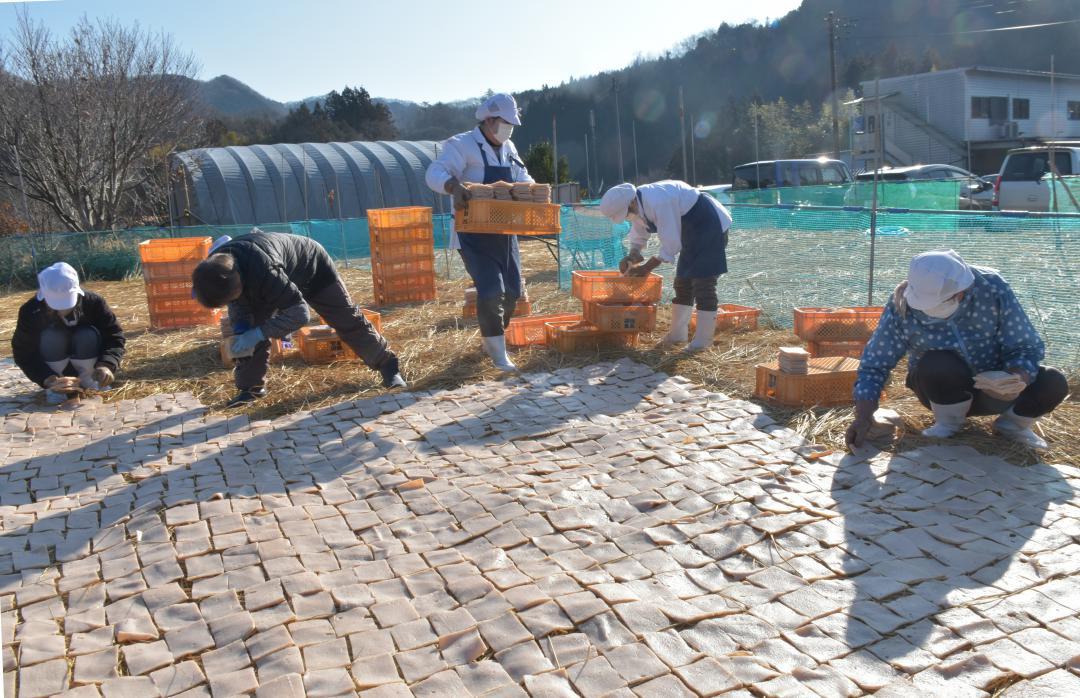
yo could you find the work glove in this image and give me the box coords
[231,327,266,358]
[447,178,471,210]
[92,365,115,388]
[627,256,661,277]
[44,375,81,394]
[619,249,645,274]
[975,370,1028,402]
[845,399,879,449]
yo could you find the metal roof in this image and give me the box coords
[170,141,451,225]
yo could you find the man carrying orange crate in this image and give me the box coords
[846,250,1069,451]
[424,93,532,373]
[599,180,732,352]
[192,230,406,407]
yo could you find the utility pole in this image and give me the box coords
[678,86,688,182]
[552,113,558,193]
[613,79,625,182]
[631,120,640,182]
[689,113,698,186]
[826,11,841,157]
[584,131,592,194]
[589,108,599,192]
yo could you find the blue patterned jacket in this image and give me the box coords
[853,267,1044,401]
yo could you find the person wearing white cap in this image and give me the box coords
[425,93,533,372]
[11,262,126,401]
[598,180,732,352]
[846,250,1068,450]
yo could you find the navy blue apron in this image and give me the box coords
[674,193,728,278]
[457,143,523,300]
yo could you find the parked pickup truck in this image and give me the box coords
[995,144,1080,212]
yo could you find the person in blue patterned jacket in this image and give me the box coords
[846,250,1069,450]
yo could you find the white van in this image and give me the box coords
[995,144,1080,212]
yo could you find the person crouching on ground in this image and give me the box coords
[846,250,1069,450]
[598,180,732,352]
[11,262,125,402]
[192,229,406,408]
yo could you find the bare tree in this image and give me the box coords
[0,10,201,232]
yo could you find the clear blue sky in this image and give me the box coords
[1,0,802,103]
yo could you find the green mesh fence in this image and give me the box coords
[1050,175,1080,213]
[0,216,458,289]
[729,180,964,210]
[559,203,1080,372]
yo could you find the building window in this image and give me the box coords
[1013,98,1030,120]
[971,96,1008,122]
[1069,101,1080,121]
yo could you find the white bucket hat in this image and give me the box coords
[903,249,975,311]
[599,183,637,224]
[36,262,84,311]
[475,93,522,126]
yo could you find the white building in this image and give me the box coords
[851,66,1080,175]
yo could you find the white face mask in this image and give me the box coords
[922,297,961,319]
[494,122,514,144]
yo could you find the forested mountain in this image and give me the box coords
[195,0,1080,187]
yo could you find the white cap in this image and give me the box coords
[475,93,522,126]
[36,262,84,311]
[598,183,637,224]
[903,249,975,311]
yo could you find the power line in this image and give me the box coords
[848,17,1080,40]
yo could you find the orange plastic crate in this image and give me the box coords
[145,279,194,300]
[754,356,860,408]
[455,200,561,236]
[148,296,206,316]
[371,239,434,265]
[505,313,583,347]
[690,304,763,336]
[545,322,640,353]
[149,307,220,330]
[807,339,866,359]
[571,271,663,304]
[583,302,656,332]
[368,206,432,230]
[139,237,211,264]
[793,307,883,342]
[142,260,199,282]
[374,275,436,306]
[297,325,358,364]
[373,257,436,279]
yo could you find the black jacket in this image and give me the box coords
[218,230,338,337]
[11,291,126,386]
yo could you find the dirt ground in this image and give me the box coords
[0,241,1074,466]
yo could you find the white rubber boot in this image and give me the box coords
[46,359,70,376]
[686,310,717,353]
[922,398,972,438]
[482,336,518,373]
[994,407,1048,450]
[663,304,693,346]
[71,357,100,390]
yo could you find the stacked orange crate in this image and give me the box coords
[538,270,663,351]
[139,237,220,330]
[793,307,883,358]
[368,207,436,306]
